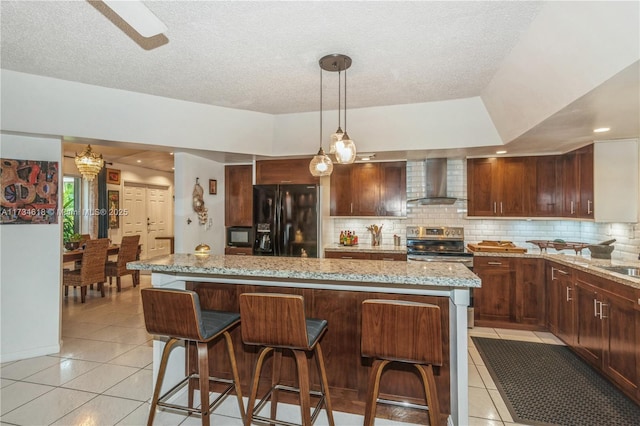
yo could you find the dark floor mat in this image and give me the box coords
[471,337,640,426]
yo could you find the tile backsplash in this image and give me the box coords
[326,160,640,262]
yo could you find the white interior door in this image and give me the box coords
[123,184,147,258]
[146,186,170,259]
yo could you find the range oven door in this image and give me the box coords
[407,253,474,269]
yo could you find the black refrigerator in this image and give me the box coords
[253,184,319,257]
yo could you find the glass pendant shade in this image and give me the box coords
[334,134,357,164]
[74,144,104,181]
[329,127,344,154]
[309,147,334,177]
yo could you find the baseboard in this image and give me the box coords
[1,343,61,363]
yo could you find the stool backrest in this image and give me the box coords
[116,234,140,273]
[141,288,205,341]
[361,299,443,366]
[239,293,309,349]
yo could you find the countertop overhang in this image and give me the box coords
[128,253,480,288]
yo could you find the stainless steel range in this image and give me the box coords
[406,226,473,268]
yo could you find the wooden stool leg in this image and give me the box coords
[293,350,312,426]
[223,331,245,421]
[148,338,180,426]
[246,347,273,426]
[270,349,283,421]
[197,342,211,426]
[364,359,390,426]
[415,364,441,426]
[80,286,87,303]
[100,282,105,297]
[64,285,68,297]
[314,343,334,426]
[116,277,122,292]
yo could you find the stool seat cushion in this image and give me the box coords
[306,318,327,347]
[200,310,241,340]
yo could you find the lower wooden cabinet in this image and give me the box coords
[473,256,544,328]
[546,261,575,345]
[324,251,406,261]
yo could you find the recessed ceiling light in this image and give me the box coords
[496,150,507,155]
[171,167,175,170]
[169,152,174,155]
[137,160,142,163]
[358,153,375,161]
[593,127,610,133]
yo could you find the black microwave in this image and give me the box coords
[226,226,254,247]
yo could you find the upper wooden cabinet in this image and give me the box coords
[224,165,253,227]
[467,145,594,219]
[467,157,528,217]
[330,161,406,217]
[255,158,319,185]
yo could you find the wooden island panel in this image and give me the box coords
[188,281,451,424]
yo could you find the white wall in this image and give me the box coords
[0,134,62,361]
[173,152,225,254]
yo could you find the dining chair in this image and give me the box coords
[63,238,109,303]
[105,234,141,292]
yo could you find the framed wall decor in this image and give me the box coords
[209,179,217,195]
[0,158,59,224]
[108,190,120,229]
[106,168,121,185]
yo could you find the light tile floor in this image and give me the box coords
[0,276,564,425]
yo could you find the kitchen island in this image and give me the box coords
[128,254,480,425]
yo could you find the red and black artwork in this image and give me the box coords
[0,158,59,224]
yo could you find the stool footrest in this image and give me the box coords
[252,384,327,426]
[376,397,430,411]
[156,373,236,415]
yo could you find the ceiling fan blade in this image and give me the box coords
[103,0,167,38]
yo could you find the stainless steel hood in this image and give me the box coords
[407,158,458,205]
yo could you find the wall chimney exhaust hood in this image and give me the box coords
[408,158,458,205]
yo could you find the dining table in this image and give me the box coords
[62,244,142,263]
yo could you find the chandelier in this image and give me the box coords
[74,145,104,181]
[309,58,334,177]
[321,54,356,164]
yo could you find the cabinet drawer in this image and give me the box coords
[256,159,319,184]
[370,253,407,261]
[473,257,513,269]
[225,247,253,256]
[325,251,370,260]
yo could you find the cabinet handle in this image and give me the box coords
[381,257,394,261]
[587,200,593,215]
[341,256,353,259]
[566,286,572,302]
[493,202,497,214]
[487,261,502,265]
[350,203,353,214]
[594,298,599,318]
[599,302,608,319]
[237,253,246,256]
[551,267,567,279]
[280,180,292,183]
[570,201,575,215]
[500,202,503,214]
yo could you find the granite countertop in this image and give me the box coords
[324,244,407,254]
[473,251,640,290]
[128,253,480,288]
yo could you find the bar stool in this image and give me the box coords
[141,288,245,426]
[361,299,443,426]
[239,293,335,426]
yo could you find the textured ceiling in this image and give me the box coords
[0,1,543,114]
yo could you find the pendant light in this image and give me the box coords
[74,144,105,181]
[320,54,356,164]
[309,64,334,177]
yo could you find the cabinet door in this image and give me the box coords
[467,158,500,216]
[329,165,354,216]
[256,159,319,185]
[574,279,602,367]
[577,145,594,219]
[473,257,515,324]
[499,157,528,216]
[379,162,406,217]
[562,152,579,217]
[225,165,253,226]
[352,163,381,216]
[551,265,575,345]
[531,156,563,217]
[516,258,543,325]
[601,291,639,398]
[545,263,559,332]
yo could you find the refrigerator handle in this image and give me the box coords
[275,188,281,256]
